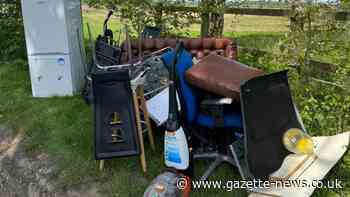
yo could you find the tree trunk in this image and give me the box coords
[200,0,225,38]
[200,0,210,37]
[201,12,210,37]
[155,4,164,30]
[208,11,224,37]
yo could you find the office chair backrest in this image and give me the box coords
[161,49,197,123]
[240,70,304,180]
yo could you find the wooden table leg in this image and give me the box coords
[133,88,147,173]
[137,86,156,151]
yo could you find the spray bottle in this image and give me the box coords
[164,41,189,170]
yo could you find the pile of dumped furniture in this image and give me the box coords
[19,2,349,196]
[85,9,349,197]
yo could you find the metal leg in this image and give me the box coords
[200,157,223,180]
[193,152,221,160]
[229,144,247,180]
[194,152,236,165]
[194,150,238,180]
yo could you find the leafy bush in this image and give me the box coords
[239,3,350,136]
[281,4,350,135]
[0,0,26,61]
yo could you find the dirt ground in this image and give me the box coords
[0,125,104,197]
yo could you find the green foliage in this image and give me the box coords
[340,0,350,8]
[236,2,350,136]
[83,0,101,7]
[0,0,26,61]
[273,2,350,135]
[85,0,196,36]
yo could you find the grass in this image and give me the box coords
[0,9,349,197]
[83,9,122,39]
[187,14,289,34]
[0,60,246,197]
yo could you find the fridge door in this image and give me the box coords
[21,0,69,55]
[28,55,73,97]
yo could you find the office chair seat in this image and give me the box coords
[196,112,242,128]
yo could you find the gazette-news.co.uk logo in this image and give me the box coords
[176,177,343,192]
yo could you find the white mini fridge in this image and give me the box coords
[21,0,85,97]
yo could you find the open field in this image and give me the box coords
[0,8,349,197]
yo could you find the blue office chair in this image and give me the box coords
[161,48,244,180]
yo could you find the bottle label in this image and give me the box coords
[165,135,182,164]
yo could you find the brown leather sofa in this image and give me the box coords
[120,38,238,63]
